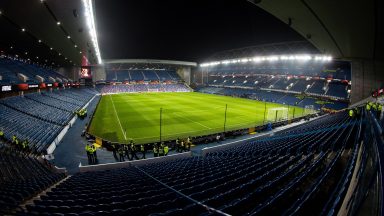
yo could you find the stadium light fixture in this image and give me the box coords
[241,58,249,63]
[21,28,26,32]
[200,54,332,67]
[57,21,61,25]
[82,0,102,64]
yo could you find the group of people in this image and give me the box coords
[175,137,192,152]
[85,143,98,164]
[0,128,38,155]
[153,142,169,157]
[348,101,382,119]
[366,101,382,118]
[112,140,146,162]
[76,108,88,119]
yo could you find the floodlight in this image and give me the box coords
[82,0,102,64]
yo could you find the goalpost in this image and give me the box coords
[266,107,289,123]
[304,105,316,115]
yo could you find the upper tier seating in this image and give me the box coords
[326,83,349,98]
[307,80,325,95]
[208,75,349,100]
[290,79,312,92]
[0,57,66,84]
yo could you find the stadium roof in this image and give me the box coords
[251,0,384,60]
[95,0,305,62]
[206,41,319,61]
[0,0,99,66]
[104,59,197,68]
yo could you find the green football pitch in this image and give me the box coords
[88,92,307,144]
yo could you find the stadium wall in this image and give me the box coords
[92,66,106,81]
[351,60,384,103]
[57,67,80,81]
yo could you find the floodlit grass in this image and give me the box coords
[88,92,305,144]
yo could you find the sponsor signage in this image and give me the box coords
[1,85,12,92]
[29,84,39,89]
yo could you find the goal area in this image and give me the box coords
[266,107,288,122]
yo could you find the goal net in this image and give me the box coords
[304,105,316,115]
[266,107,289,122]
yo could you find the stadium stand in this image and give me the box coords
[0,89,98,153]
[290,79,311,92]
[306,80,325,95]
[0,57,67,84]
[0,144,66,215]
[203,70,350,111]
[105,70,181,82]
[15,109,367,215]
[326,82,349,98]
[99,84,190,94]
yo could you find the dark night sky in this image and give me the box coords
[95,0,304,62]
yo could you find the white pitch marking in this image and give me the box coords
[109,95,127,140]
[173,112,212,129]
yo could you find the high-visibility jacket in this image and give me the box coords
[0,131,3,136]
[85,145,91,153]
[88,147,95,154]
[140,145,144,151]
[348,110,354,117]
[12,135,17,142]
[379,105,383,111]
[366,104,371,110]
[164,146,169,154]
[159,147,164,154]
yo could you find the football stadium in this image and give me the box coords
[0,0,383,215]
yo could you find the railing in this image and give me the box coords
[341,109,383,215]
